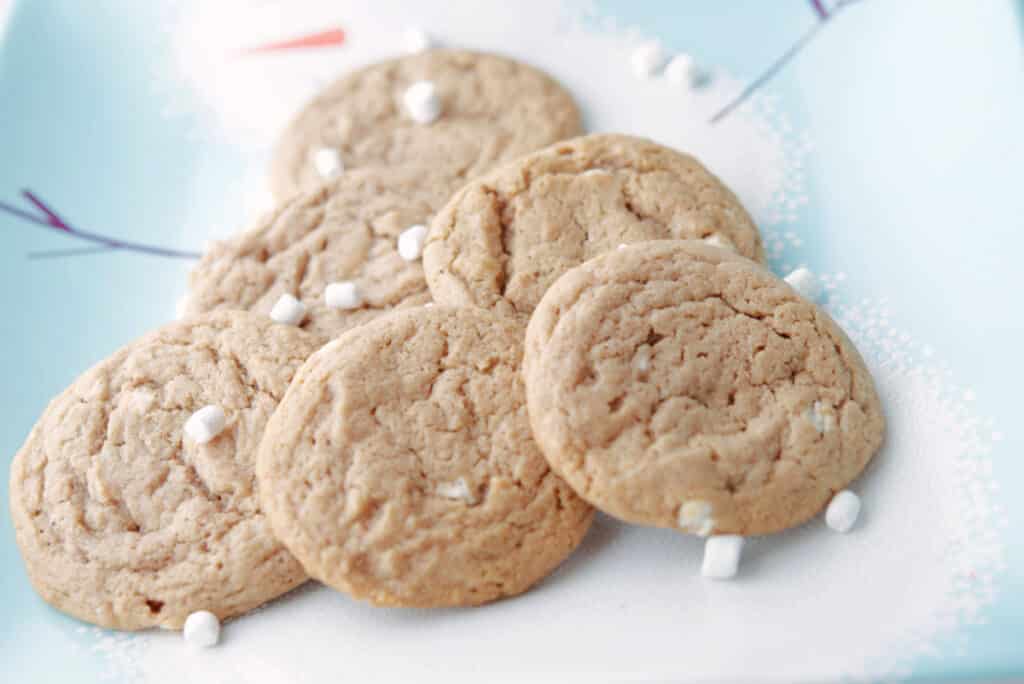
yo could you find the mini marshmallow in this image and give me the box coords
[325,281,362,310]
[807,400,833,433]
[403,81,441,124]
[703,234,734,250]
[404,27,432,53]
[631,41,667,78]
[129,389,156,413]
[269,293,306,326]
[183,610,221,648]
[617,243,628,250]
[311,147,343,179]
[678,500,715,536]
[665,54,696,85]
[784,267,821,301]
[437,477,477,504]
[175,294,191,321]
[184,405,226,445]
[397,224,429,261]
[701,535,745,580]
[825,490,862,533]
[633,345,652,373]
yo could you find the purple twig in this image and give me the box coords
[29,246,117,260]
[0,190,201,260]
[23,190,71,231]
[710,0,866,124]
[0,199,51,227]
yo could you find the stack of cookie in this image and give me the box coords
[9,48,884,639]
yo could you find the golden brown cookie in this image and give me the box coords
[423,134,764,318]
[186,169,457,341]
[269,49,582,201]
[257,307,593,607]
[523,241,883,536]
[8,311,321,630]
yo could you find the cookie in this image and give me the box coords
[9,311,321,630]
[186,168,456,341]
[257,307,593,607]
[523,241,883,536]
[423,133,764,318]
[269,49,583,201]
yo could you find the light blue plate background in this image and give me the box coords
[2,1,1022,680]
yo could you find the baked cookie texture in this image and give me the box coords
[423,133,765,318]
[270,49,583,201]
[523,241,884,536]
[257,307,593,608]
[186,169,456,341]
[9,311,321,630]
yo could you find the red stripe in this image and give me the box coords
[243,27,345,55]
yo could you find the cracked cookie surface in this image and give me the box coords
[257,306,593,607]
[523,241,883,535]
[423,134,765,318]
[270,49,582,201]
[187,169,457,342]
[8,311,321,630]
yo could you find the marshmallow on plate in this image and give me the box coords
[701,535,745,580]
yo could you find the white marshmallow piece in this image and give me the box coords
[825,490,862,533]
[617,243,628,250]
[128,389,156,413]
[312,147,343,179]
[703,234,734,250]
[665,53,696,86]
[325,281,363,310]
[184,405,226,445]
[269,293,306,326]
[183,610,221,648]
[678,500,715,536]
[784,267,822,301]
[404,27,432,54]
[403,81,441,124]
[437,477,477,504]
[397,224,429,261]
[631,41,667,79]
[175,294,191,321]
[634,347,651,373]
[701,535,745,580]
[807,400,834,433]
